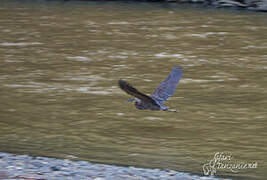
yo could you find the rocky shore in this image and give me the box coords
[0,152,229,180]
[154,0,267,12]
[83,0,267,12]
[194,0,267,12]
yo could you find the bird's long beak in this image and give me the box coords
[127,98,135,102]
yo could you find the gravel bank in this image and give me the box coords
[0,152,228,180]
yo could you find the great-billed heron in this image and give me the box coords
[119,66,183,112]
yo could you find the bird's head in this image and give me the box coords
[127,98,140,103]
[128,98,145,110]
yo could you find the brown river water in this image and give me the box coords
[0,0,267,179]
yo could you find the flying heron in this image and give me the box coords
[119,66,183,112]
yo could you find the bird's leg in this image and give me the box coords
[166,108,178,112]
[161,106,178,112]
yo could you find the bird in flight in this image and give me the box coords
[118,66,183,112]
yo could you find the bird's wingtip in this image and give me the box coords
[118,79,132,91]
[118,79,126,87]
[173,65,183,70]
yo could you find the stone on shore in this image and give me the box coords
[0,152,230,180]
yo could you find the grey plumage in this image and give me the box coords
[151,66,183,106]
[119,66,183,112]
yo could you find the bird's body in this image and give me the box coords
[119,66,183,112]
[134,99,162,110]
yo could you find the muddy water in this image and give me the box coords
[0,0,267,179]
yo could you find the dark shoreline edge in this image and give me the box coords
[60,0,267,12]
[0,152,230,180]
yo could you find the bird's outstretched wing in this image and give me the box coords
[151,66,183,105]
[118,80,159,106]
